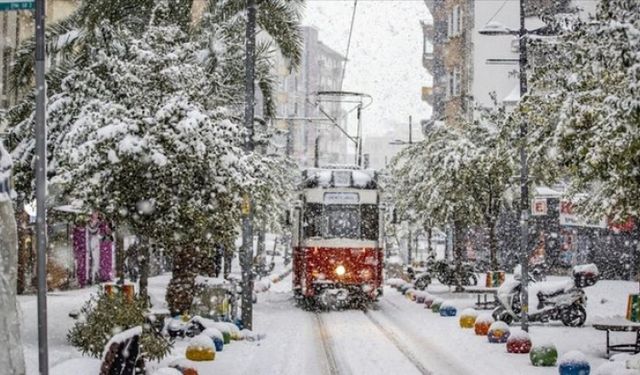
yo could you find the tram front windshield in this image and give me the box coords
[303,203,378,240]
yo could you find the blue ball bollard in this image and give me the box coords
[212,336,224,352]
[558,351,590,375]
[439,303,457,317]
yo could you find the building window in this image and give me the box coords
[454,67,461,97]
[447,11,454,38]
[455,5,463,35]
[448,72,454,98]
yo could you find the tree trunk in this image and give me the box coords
[138,238,150,306]
[166,245,197,315]
[453,220,465,292]
[115,225,126,285]
[488,220,499,271]
[0,199,26,374]
[223,245,233,279]
[426,226,433,257]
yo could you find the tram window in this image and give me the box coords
[361,204,379,240]
[324,205,360,239]
[303,203,323,238]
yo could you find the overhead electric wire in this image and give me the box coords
[340,0,358,91]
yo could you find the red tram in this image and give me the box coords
[291,167,384,307]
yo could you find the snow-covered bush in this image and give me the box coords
[67,289,171,360]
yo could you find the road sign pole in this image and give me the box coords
[34,0,49,373]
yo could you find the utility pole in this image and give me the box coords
[35,0,49,372]
[409,115,412,145]
[518,0,530,333]
[241,0,257,330]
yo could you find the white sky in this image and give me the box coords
[303,0,433,138]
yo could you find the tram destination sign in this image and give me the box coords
[324,192,359,205]
[0,0,34,11]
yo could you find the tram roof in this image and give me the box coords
[302,167,378,189]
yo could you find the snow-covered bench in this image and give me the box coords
[592,317,640,358]
[462,286,499,310]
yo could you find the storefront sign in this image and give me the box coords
[531,198,548,216]
[559,201,607,229]
[324,192,359,205]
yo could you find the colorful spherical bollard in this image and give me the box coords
[530,343,558,367]
[431,298,444,313]
[424,295,435,309]
[439,302,457,317]
[558,351,590,375]
[416,292,427,304]
[487,321,510,343]
[212,336,224,352]
[506,329,532,354]
[459,308,478,328]
[474,313,495,336]
[185,335,216,361]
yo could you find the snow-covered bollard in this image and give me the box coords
[169,359,199,375]
[506,329,532,354]
[386,278,405,288]
[530,343,558,367]
[405,288,417,301]
[558,351,590,375]
[459,308,478,328]
[474,313,495,336]
[439,301,457,317]
[186,335,216,361]
[487,321,511,343]
[201,328,224,352]
[398,283,412,294]
[423,294,436,309]
[415,291,429,304]
[431,298,444,313]
[212,322,233,343]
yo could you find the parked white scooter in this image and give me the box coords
[492,264,599,327]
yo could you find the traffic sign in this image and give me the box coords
[0,0,34,11]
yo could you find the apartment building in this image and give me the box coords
[422,0,596,129]
[273,26,348,168]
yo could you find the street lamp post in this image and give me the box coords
[241,0,257,330]
[389,116,415,265]
[478,0,530,332]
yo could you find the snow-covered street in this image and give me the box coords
[18,255,639,375]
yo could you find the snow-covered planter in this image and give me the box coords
[431,298,444,313]
[186,334,215,361]
[485,271,505,287]
[529,343,558,367]
[439,301,457,317]
[487,321,510,343]
[474,313,495,335]
[459,308,478,328]
[558,350,590,375]
[506,329,532,354]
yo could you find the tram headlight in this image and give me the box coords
[335,265,346,276]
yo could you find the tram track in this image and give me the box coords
[314,312,343,375]
[362,309,433,375]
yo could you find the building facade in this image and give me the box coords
[0,2,78,112]
[273,27,348,168]
[422,0,596,128]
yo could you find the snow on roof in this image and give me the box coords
[303,168,377,189]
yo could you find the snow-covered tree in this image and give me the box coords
[0,140,25,375]
[388,119,513,272]
[516,0,639,221]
